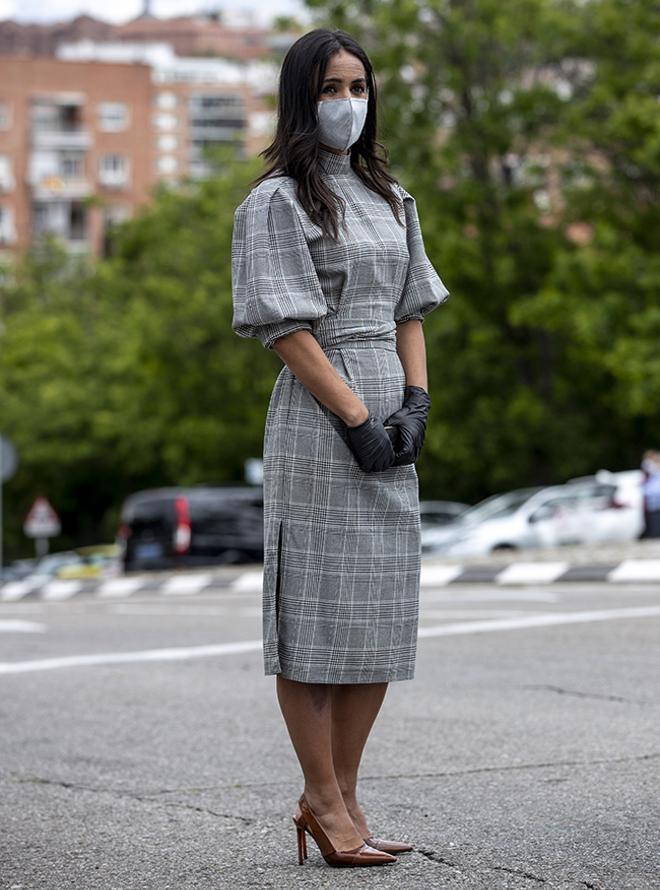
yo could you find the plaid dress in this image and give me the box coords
[231,147,449,683]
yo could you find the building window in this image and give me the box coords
[32,201,87,243]
[154,113,177,130]
[60,152,84,179]
[0,205,16,244]
[98,102,129,132]
[156,92,177,110]
[157,155,178,175]
[0,102,10,130]
[157,134,178,152]
[31,99,84,134]
[98,154,129,188]
[0,155,14,192]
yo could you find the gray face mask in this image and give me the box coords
[316,97,368,151]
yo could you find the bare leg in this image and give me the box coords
[275,674,365,851]
[330,682,389,837]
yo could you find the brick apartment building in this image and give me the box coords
[0,48,275,257]
[0,56,155,256]
[0,12,270,61]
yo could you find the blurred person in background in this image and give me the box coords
[231,28,449,868]
[641,450,660,537]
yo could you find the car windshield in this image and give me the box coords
[455,488,543,525]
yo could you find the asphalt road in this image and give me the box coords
[1,580,659,890]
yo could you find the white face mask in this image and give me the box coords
[316,97,368,151]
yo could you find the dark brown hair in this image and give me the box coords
[252,28,404,240]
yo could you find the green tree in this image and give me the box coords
[0,160,281,558]
[305,0,660,500]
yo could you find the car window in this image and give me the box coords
[529,495,581,522]
[458,489,543,524]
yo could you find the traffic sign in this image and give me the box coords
[24,496,61,539]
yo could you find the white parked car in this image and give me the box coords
[423,474,644,558]
[422,487,547,556]
[564,469,644,543]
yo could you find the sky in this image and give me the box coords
[0,0,310,26]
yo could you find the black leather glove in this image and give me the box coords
[345,412,396,472]
[383,385,431,466]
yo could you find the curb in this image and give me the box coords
[1,558,660,603]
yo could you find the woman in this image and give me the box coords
[231,28,449,868]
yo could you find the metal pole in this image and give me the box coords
[0,442,3,585]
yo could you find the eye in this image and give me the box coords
[321,85,336,94]
[352,84,366,94]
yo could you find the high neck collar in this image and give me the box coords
[318,146,353,176]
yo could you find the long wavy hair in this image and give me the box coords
[252,28,404,240]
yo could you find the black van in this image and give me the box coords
[117,485,263,572]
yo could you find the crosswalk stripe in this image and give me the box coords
[607,559,660,582]
[231,570,263,592]
[420,565,464,586]
[97,577,147,598]
[161,574,214,595]
[0,580,41,602]
[496,562,569,585]
[41,580,83,601]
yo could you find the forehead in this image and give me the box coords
[323,49,366,80]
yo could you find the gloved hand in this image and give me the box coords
[383,385,431,466]
[345,412,396,472]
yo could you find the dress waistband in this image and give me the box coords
[320,337,398,352]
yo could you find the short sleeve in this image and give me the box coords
[393,184,450,324]
[231,182,327,350]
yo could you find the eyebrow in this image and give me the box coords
[322,76,366,84]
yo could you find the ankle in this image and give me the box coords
[337,785,358,805]
[303,783,343,811]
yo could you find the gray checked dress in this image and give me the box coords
[231,147,449,683]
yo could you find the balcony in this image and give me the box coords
[29,173,92,201]
[32,199,89,252]
[98,171,130,191]
[31,127,91,151]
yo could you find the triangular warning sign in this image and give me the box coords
[24,496,61,538]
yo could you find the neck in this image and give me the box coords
[319,143,350,156]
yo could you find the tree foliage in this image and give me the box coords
[306,0,660,497]
[1,0,658,558]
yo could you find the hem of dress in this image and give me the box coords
[264,665,415,683]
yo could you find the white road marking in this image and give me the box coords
[97,577,146,598]
[1,605,659,676]
[421,588,559,603]
[420,565,464,586]
[0,619,46,633]
[107,604,262,617]
[420,609,527,620]
[231,570,263,592]
[0,580,42,602]
[0,639,263,674]
[41,581,83,601]
[161,574,214,595]
[607,560,660,583]
[496,562,569,585]
[417,605,660,638]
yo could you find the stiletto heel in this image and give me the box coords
[293,794,397,868]
[294,818,308,864]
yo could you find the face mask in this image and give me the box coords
[316,97,368,151]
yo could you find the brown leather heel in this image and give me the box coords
[293,795,397,867]
[364,835,414,853]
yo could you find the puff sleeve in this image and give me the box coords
[231,183,327,350]
[394,184,450,324]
